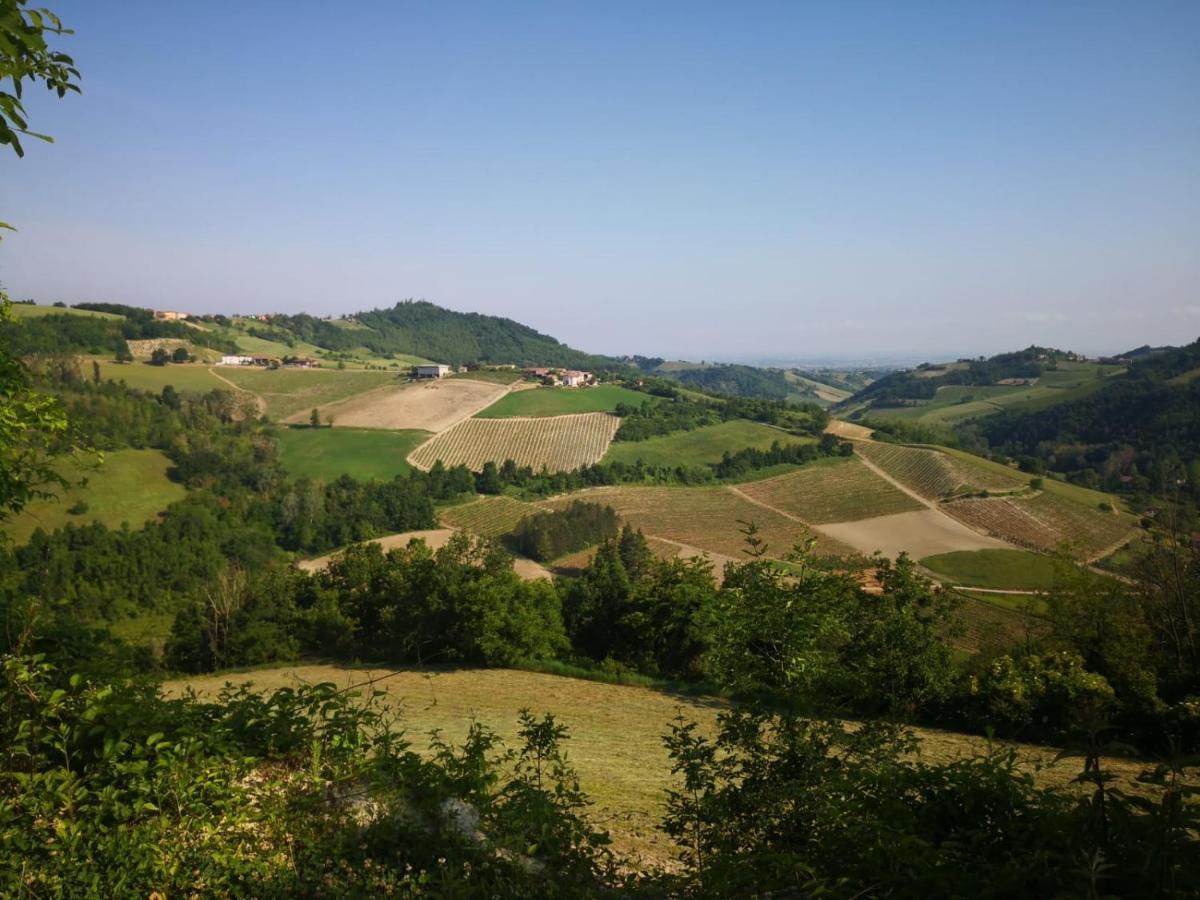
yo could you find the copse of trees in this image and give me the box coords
[613,389,829,442]
[510,501,619,562]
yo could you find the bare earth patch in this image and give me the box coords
[824,419,874,440]
[815,508,1010,558]
[315,379,509,432]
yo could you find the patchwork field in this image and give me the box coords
[548,485,855,559]
[3,448,186,544]
[942,493,1136,559]
[816,508,1009,559]
[170,665,1165,868]
[274,426,430,482]
[603,420,811,468]
[474,384,648,418]
[736,456,923,523]
[920,548,1061,591]
[310,378,509,431]
[439,495,543,537]
[217,368,398,421]
[408,413,620,473]
[855,441,1026,499]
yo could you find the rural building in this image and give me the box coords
[413,364,451,379]
[220,355,254,366]
[560,370,593,387]
[284,357,318,368]
[522,367,552,378]
[153,309,189,321]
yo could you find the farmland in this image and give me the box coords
[474,384,647,417]
[408,413,620,473]
[439,495,543,537]
[736,456,924,523]
[91,359,230,394]
[855,441,1026,499]
[546,484,856,559]
[817,508,1009,559]
[942,492,1136,559]
[2,449,186,544]
[603,420,811,468]
[216,367,398,421]
[10,303,122,320]
[274,426,430,482]
[309,378,509,431]
[920,548,1061,591]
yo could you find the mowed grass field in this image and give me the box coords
[921,548,1061,591]
[2,449,185,544]
[215,368,397,420]
[737,456,923,523]
[603,420,811,468]
[169,665,1167,867]
[475,384,647,417]
[409,413,621,473]
[91,359,230,393]
[274,426,430,482]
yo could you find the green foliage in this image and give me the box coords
[511,501,619,562]
[968,650,1116,736]
[0,1,79,162]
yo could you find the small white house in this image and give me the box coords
[220,355,254,366]
[413,364,451,379]
[560,370,592,387]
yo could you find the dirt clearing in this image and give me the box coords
[315,378,509,432]
[816,508,1011,558]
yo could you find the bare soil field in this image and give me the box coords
[311,378,509,432]
[816,508,1010,558]
[823,419,874,440]
[408,413,620,473]
[296,528,551,580]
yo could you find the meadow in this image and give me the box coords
[10,303,122,320]
[2,448,185,544]
[274,426,430,482]
[603,420,811,468]
[92,359,230,393]
[920,548,1061,591]
[474,384,647,417]
[408,413,620,473]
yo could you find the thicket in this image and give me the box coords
[510,501,619,561]
[613,388,828,441]
[10,304,238,356]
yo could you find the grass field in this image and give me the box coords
[737,456,924,523]
[2,449,186,544]
[91,359,230,393]
[170,664,1165,867]
[409,413,620,473]
[215,368,397,420]
[603,420,810,468]
[921,548,1061,591]
[439,495,542,536]
[10,303,122,320]
[274,426,430,481]
[475,384,647,417]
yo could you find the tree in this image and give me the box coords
[150,347,169,366]
[90,359,100,384]
[171,346,189,363]
[310,407,321,428]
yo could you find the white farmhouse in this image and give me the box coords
[220,355,254,366]
[413,364,451,379]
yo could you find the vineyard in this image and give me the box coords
[408,412,620,472]
[439,496,543,537]
[737,457,923,523]
[546,485,857,560]
[942,493,1136,559]
[855,441,1025,499]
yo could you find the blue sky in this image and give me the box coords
[2,1,1197,361]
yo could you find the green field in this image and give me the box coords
[274,426,430,482]
[921,548,1061,591]
[475,384,647,417]
[9,303,122,320]
[92,359,229,393]
[603,420,810,468]
[2,449,186,544]
[215,367,397,420]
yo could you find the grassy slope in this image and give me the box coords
[10,304,122,320]
[274,426,430,482]
[475,384,646,417]
[3,449,186,544]
[90,359,229,393]
[215,368,397,420]
[170,665,1164,867]
[603,420,811,468]
[921,548,1060,590]
[738,455,924,524]
[933,445,1129,511]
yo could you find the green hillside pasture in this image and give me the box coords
[3,449,185,545]
[92,359,229,394]
[737,456,924,524]
[603,420,811,468]
[9,303,122,320]
[475,384,647,417]
[921,548,1059,591]
[215,368,397,420]
[274,426,430,482]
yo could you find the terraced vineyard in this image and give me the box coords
[943,493,1136,559]
[856,441,1024,499]
[408,413,620,472]
[439,496,542,537]
[737,457,923,523]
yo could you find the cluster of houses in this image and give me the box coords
[219,355,318,369]
[411,363,595,387]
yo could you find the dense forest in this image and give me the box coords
[8,305,238,357]
[655,361,794,400]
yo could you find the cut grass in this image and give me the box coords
[921,548,1060,591]
[274,426,430,482]
[475,384,647,418]
[3,448,186,544]
[603,420,811,468]
[737,456,923,524]
[215,368,397,420]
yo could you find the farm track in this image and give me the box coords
[208,367,266,415]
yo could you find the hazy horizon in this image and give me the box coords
[1,1,1197,361]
